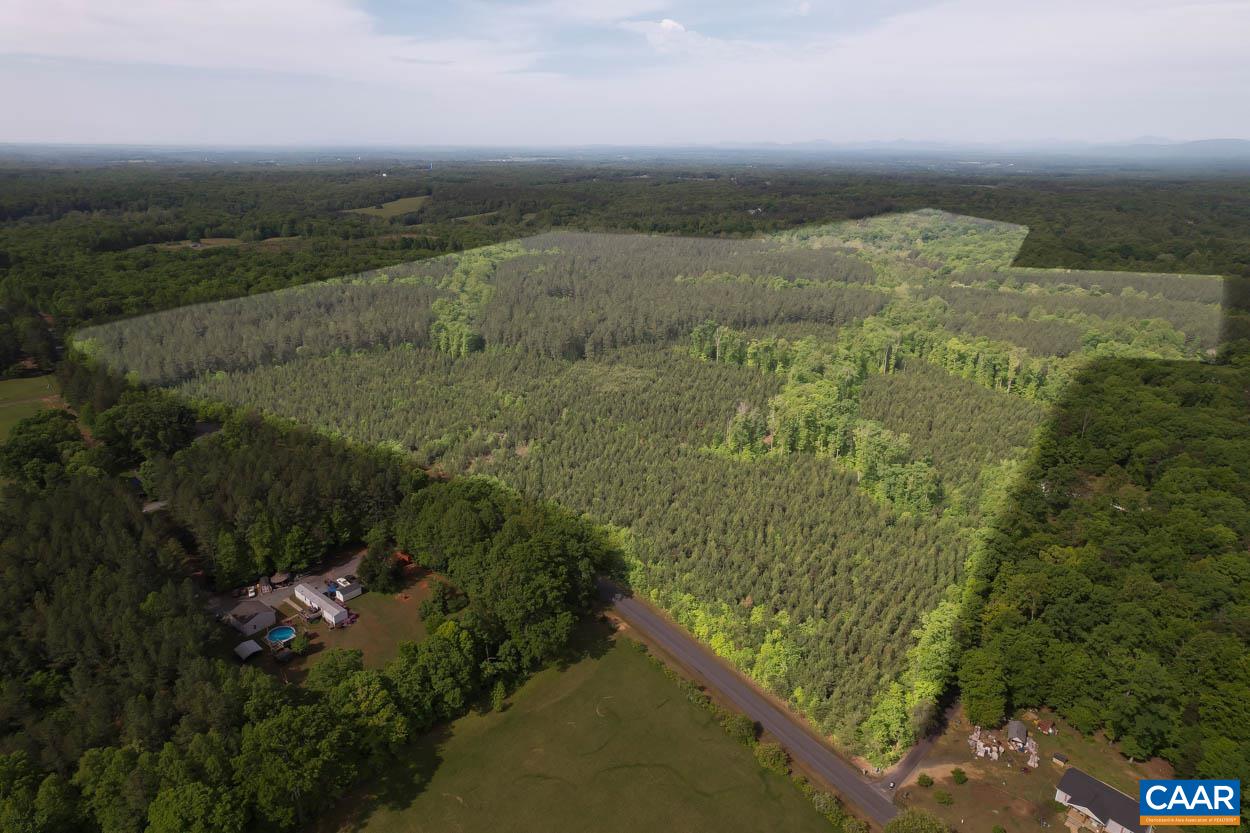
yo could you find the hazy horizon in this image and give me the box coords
[3,0,1249,146]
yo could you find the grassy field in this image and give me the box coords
[345,195,430,218]
[303,580,432,669]
[314,630,834,833]
[152,236,244,251]
[0,376,58,439]
[897,706,1173,833]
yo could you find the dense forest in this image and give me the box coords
[4,162,1250,334]
[4,163,1249,819]
[958,356,1250,783]
[78,205,1241,767]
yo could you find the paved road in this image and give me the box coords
[602,582,899,826]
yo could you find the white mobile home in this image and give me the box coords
[294,582,350,626]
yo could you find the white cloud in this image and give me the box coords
[0,0,540,80]
[0,0,1248,144]
[517,0,670,24]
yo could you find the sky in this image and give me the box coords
[1,0,1248,146]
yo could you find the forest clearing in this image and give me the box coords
[894,706,1174,833]
[344,194,432,218]
[0,375,58,438]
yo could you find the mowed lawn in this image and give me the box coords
[345,195,430,219]
[262,579,434,683]
[0,376,58,439]
[315,632,833,833]
[306,583,432,669]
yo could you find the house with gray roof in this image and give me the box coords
[1055,768,1151,833]
[224,599,276,636]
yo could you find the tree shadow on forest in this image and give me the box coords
[947,271,1250,771]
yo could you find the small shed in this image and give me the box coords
[1052,752,1069,767]
[1007,719,1028,749]
[1038,719,1057,735]
[234,639,263,662]
[270,571,291,586]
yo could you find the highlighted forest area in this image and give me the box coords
[77,209,1237,768]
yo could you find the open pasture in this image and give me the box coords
[314,633,834,833]
[0,375,59,439]
[345,194,431,218]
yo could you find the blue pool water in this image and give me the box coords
[267,625,296,644]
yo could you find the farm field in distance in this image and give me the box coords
[314,629,835,833]
[78,208,1229,768]
[344,194,431,218]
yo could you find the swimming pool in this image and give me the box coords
[267,625,296,645]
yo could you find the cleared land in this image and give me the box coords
[152,236,244,251]
[345,195,431,218]
[0,375,58,438]
[304,580,431,667]
[314,630,834,833]
[257,573,433,683]
[896,707,1172,833]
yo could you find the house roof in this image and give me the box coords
[234,639,263,661]
[227,599,274,624]
[1007,719,1027,739]
[295,583,347,618]
[1057,768,1146,833]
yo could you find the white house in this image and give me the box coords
[1056,768,1151,833]
[294,582,350,626]
[224,599,276,636]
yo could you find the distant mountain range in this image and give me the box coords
[715,137,1250,160]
